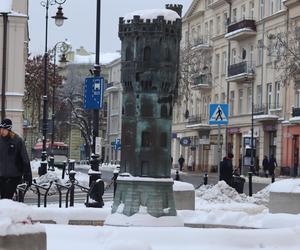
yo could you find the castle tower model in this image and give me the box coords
[112,5,182,217]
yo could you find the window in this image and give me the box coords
[230,91,235,116]
[160,133,167,147]
[222,51,227,74]
[268,38,273,63]
[143,46,151,61]
[247,87,252,113]
[215,54,220,76]
[267,83,272,110]
[197,25,201,43]
[259,0,265,19]
[232,8,237,22]
[223,12,228,32]
[257,85,262,108]
[204,22,208,43]
[192,27,196,45]
[161,104,168,118]
[269,0,275,15]
[111,92,119,113]
[276,0,282,11]
[221,93,226,103]
[249,1,255,19]
[238,89,243,114]
[184,31,189,48]
[232,48,237,64]
[258,40,263,65]
[216,16,221,35]
[209,20,214,38]
[296,87,300,108]
[241,48,247,61]
[241,4,246,19]
[250,45,254,67]
[141,131,151,147]
[215,94,219,103]
[275,82,280,108]
[125,46,132,61]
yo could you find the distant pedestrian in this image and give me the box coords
[0,119,32,199]
[220,153,234,186]
[188,154,194,171]
[178,155,185,171]
[269,155,277,177]
[262,155,269,177]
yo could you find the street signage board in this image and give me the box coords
[209,104,228,125]
[210,134,223,145]
[84,76,104,109]
[180,137,191,146]
[114,138,121,150]
[95,137,101,155]
[199,138,210,145]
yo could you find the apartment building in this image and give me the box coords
[104,57,122,163]
[0,0,29,136]
[172,0,300,175]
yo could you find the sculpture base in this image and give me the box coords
[111,175,177,217]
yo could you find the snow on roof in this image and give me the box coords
[270,179,300,193]
[123,9,180,23]
[0,0,12,13]
[72,52,120,65]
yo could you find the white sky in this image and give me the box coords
[28,0,193,55]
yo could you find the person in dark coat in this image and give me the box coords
[0,119,32,199]
[262,155,269,177]
[220,153,234,186]
[178,155,185,171]
[269,155,277,177]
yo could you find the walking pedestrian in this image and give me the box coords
[0,119,32,199]
[269,154,277,177]
[220,153,234,186]
[188,154,194,171]
[178,155,185,171]
[262,155,269,177]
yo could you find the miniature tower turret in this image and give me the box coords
[112,5,182,218]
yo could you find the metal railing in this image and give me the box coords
[228,61,255,78]
[253,103,282,115]
[228,19,256,33]
[188,114,209,124]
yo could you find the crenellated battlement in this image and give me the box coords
[165,4,183,17]
[119,14,181,38]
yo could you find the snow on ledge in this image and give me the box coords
[118,173,173,183]
[270,179,300,193]
[0,0,12,13]
[123,9,180,23]
[173,180,195,191]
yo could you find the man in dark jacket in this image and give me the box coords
[0,119,32,199]
[220,153,234,186]
[178,155,185,171]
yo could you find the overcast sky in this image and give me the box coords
[28,0,193,55]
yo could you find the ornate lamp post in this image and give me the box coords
[51,41,69,153]
[39,0,68,176]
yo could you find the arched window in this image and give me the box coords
[143,46,151,62]
[141,131,151,147]
[125,46,132,61]
[161,104,168,118]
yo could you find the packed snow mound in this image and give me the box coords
[196,181,270,206]
[104,240,152,250]
[269,178,300,193]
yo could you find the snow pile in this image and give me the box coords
[173,180,194,191]
[0,200,44,236]
[269,178,300,193]
[124,9,180,23]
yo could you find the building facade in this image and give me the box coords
[104,57,122,163]
[0,0,29,136]
[172,0,300,175]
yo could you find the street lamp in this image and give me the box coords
[51,41,69,154]
[39,0,68,176]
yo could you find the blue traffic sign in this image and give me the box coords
[114,138,121,150]
[180,137,191,146]
[209,104,228,125]
[84,76,104,109]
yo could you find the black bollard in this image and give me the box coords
[68,159,75,175]
[175,170,180,181]
[61,161,67,179]
[113,170,119,198]
[248,172,253,197]
[48,156,55,171]
[38,151,48,176]
[204,173,208,185]
[271,174,275,183]
[89,154,101,186]
[69,171,76,207]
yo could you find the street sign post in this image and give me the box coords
[84,76,104,110]
[114,138,121,150]
[209,104,229,180]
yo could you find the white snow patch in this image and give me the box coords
[269,178,300,193]
[124,9,180,23]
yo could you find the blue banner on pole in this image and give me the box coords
[84,76,104,109]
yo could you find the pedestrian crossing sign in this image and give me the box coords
[209,104,228,125]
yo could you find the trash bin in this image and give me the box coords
[232,175,245,193]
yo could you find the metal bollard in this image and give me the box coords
[204,173,208,185]
[271,174,275,183]
[175,170,180,181]
[113,170,119,198]
[48,156,55,171]
[69,171,76,207]
[248,172,253,197]
[62,161,67,179]
[68,159,75,175]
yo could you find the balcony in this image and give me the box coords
[207,0,227,9]
[191,36,212,50]
[225,19,256,41]
[226,61,255,83]
[191,73,212,90]
[186,114,210,130]
[290,107,300,124]
[253,104,282,122]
